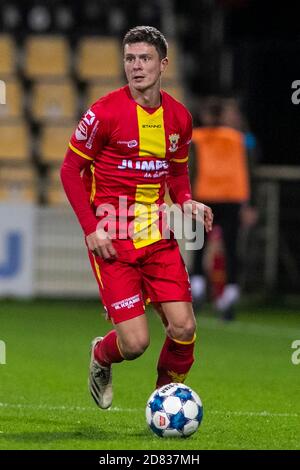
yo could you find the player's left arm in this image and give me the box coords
[166,111,213,233]
[166,109,192,206]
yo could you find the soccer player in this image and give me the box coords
[191,97,257,320]
[61,26,213,409]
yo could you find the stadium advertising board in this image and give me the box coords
[0,203,35,297]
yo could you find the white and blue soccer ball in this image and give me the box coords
[146,383,203,438]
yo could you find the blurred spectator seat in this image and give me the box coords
[24,35,69,79]
[48,166,61,185]
[39,123,75,164]
[0,78,23,119]
[0,34,16,77]
[0,164,37,202]
[85,81,124,107]
[47,167,68,205]
[31,80,77,122]
[47,184,69,205]
[0,184,37,203]
[76,37,122,81]
[0,122,30,161]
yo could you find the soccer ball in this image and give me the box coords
[146,383,203,438]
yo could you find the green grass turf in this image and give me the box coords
[0,299,299,450]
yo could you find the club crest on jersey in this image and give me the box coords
[168,133,180,152]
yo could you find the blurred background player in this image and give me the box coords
[190,96,258,320]
[60,26,213,409]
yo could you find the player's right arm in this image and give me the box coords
[60,105,117,259]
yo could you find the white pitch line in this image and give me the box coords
[0,402,298,418]
[209,410,299,418]
[0,402,138,413]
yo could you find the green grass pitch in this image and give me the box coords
[0,299,299,450]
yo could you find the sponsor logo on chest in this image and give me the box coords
[117,159,169,171]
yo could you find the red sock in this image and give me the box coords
[156,335,195,388]
[94,330,124,367]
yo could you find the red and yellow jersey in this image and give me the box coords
[69,85,192,248]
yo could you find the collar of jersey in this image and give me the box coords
[125,85,163,116]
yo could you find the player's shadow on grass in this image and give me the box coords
[1,426,150,444]
[0,415,70,427]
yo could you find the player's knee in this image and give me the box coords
[121,337,150,360]
[167,319,196,342]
